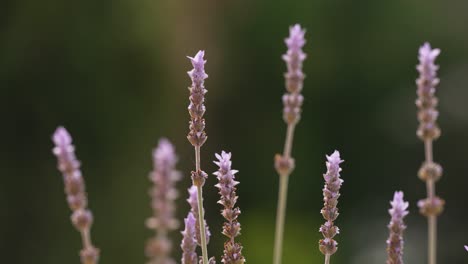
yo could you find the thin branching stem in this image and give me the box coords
[324,254,331,264]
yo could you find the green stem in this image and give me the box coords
[195,146,209,264]
[273,173,290,264]
[424,139,437,264]
[197,185,209,264]
[273,123,295,264]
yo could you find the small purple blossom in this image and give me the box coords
[187,51,208,85]
[319,150,344,257]
[181,212,198,264]
[386,191,409,264]
[187,186,211,246]
[213,151,245,264]
[53,127,80,178]
[465,245,468,252]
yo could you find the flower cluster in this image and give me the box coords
[52,127,99,264]
[214,151,245,264]
[386,191,409,264]
[145,138,181,264]
[319,150,344,257]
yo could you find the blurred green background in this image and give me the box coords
[1,0,468,263]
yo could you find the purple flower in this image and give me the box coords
[213,151,245,264]
[187,50,208,148]
[187,186,211,246]
[386,191,409,264]
[319,150,344,257]
[51,126,99,264]
[416,42,441,141]
[187,51,208,85]
[181,212,198,264]
[283,24,307,92]
[281,24,306,125]
[145,138,181,263]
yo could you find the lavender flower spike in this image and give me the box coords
[186,50,210,264]
[214,151,246,264]
[146,138,181,264]
[181,212,198,264]
[415,42,445,264]
[416,42,441,142]
[52,126,99,264]
[273,24,307,264]
[386,191,409,264]
[187,50,208,150]
[281,24,306,126]
[187,186,211,245]
[319,150,344,263]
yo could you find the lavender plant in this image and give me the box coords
[186,50,212,264]
[273,24,307,264]
[145,138,181,264]
[214,151,246,264]
[415,42,445,264]
[52,127,99,264]
[45,33,468,264]
[319,151,343,264]
[386,191,409,264]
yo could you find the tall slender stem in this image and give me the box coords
[197,185,209,264]
[424,139,436,264]
[273,123,296,264]
[80,229,91,249]
[273,172,290,264]
[283,124,295,158]
[80,229,96,264]
[324,254,331,264]
[195,146,209,264]
[196,146,201,171]
[428,215,436,264]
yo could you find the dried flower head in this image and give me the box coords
[386,191,409,264]
[187,50,208,148]
[319,150,344,257]
[181,212,198,264]
[213,151,245,264]
[187,186,211,246]
[52,126,99,264]
[145,138,181,264]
